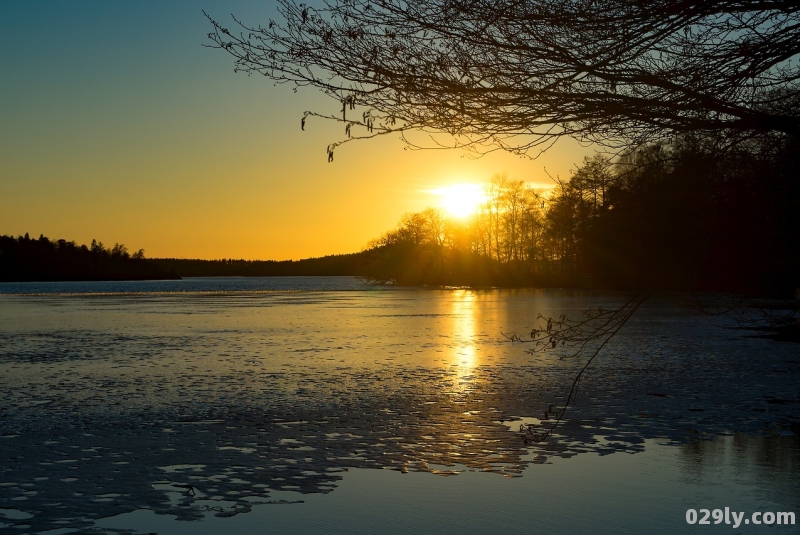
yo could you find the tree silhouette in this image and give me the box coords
[0,235,177,282]
[206,0,800,159]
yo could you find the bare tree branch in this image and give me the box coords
[504,290,653,442]
[205,1,800,159]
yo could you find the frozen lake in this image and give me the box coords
[0,277,797,533]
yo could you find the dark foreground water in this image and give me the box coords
[0,277,797,534]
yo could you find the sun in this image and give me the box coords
[433,183,485,218]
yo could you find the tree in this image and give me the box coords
[421,207,447,247]
[110,243,129,259]
[571,154,612,212]
[398,211,428,244]
[206,0,800,159]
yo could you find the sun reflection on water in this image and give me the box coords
[451,290,478,379]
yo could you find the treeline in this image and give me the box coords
[362,137,800,296]
[0,234,179,282]
[0,234,375,281]
[150,253,373,277]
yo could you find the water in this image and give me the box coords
[0,275,368,295]
[0,277,797,534]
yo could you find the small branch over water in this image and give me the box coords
[504,290,653,443]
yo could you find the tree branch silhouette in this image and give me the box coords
[504,290,653,442]
[205,0,800,160]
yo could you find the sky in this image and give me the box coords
[1,1,595,260]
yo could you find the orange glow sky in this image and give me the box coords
[0,2,595,260]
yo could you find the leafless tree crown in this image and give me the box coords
[206,0,800,158]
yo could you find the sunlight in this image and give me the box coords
[433,183,485,218]
[451,290,478,377]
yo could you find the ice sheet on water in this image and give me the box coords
[0,286,798,532]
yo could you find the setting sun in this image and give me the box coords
[433,183,486,218]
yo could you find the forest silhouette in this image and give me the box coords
[0,234,178,282]
[357,139,800,297]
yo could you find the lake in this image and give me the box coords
[0,277,797,534]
